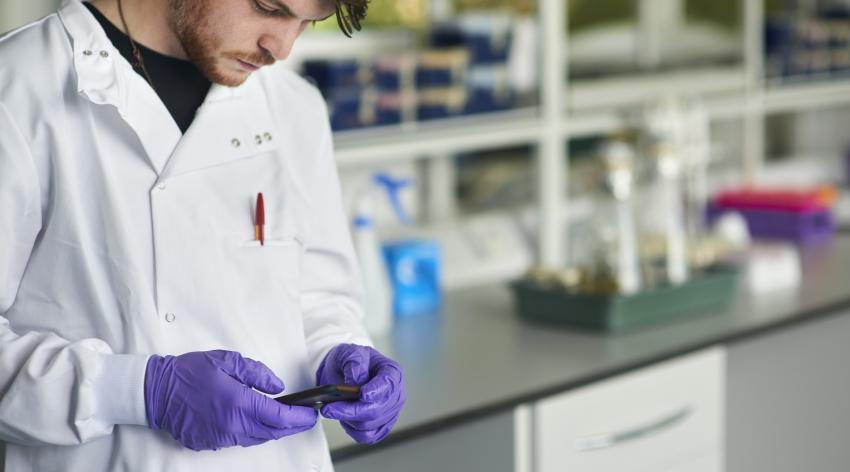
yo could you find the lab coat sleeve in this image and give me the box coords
[0,102,149,447]
[299,115,373,378]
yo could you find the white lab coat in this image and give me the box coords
[0,1,372,470]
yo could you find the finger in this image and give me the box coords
[321,398,385,422]
[249,393,318,430]
[360,364,403,404]
[236,357,285,394]
[237,435,268,448]
[322,391,403,425]
[245,420,316,441]
[333,345,371,385]
[212,350,284,394]
[179,431,229,452]
[334,413,396,432]
[341,415,398,445]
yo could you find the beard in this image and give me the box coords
[169,0,276,87]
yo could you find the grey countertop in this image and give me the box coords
[326,235,850,460]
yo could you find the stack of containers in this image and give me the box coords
[765,3,850,80]
[372,55,418,125]
[429,13,515,116]
[301,13,517,130]
[302,59,377,130]
[706,187,837,245]
[414,49,470,120]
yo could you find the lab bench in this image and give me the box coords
[327,234,850,471]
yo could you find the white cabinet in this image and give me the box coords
[727,312,850,471]
[533,347,725,472]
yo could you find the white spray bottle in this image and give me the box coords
[352,172,412,338]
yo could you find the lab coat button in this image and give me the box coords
[99,50,109,58]
[263,132,272,142]
[254,135,263,145]
[165,312,176,323]
[157,183,166,190]
[231,138,241,148]
[83,50,93,56]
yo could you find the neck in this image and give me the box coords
[89,0,188,59]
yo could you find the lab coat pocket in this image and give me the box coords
[236,235,306,248]
[223,231,307,317]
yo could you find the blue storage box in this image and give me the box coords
[416,87,467,121]
[465,88,512,114]
[430,15,513,65]
[327,89,363,131]
[382,240,442,318]
[416,49,469,88]
[327,87,388,131]
[374,93,411,126]
[373,56,416,92]
[464,65,513,114]
[464,31,511,64]
[302,59,368,92]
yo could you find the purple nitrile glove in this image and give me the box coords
[316,344,406,445]
[145,350,318,451]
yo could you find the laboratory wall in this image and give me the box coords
[0,0,58,34]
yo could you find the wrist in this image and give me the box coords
[143,354,173,429]
[92,353,151,428]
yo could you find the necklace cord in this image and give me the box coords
[117,0,157,92]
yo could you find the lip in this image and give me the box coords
[236,59,260,72]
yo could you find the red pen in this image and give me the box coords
[255,192,265,246]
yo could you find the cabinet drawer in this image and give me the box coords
[534,347,725,472]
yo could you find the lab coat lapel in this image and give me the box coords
[159,78,280,180]
[59,0,181,176]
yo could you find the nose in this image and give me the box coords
[258,23,305,61]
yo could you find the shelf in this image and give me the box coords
[763,80,850,115]
[332,87,754,166]
[333,107,543,167]
[564,91,749,139]
[567,66,747,111]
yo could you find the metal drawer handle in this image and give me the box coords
[573,406,694,452]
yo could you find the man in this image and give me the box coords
[0,0,405,470]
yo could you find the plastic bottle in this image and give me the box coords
[352,173,412,338]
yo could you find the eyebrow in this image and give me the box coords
[266,0,337,21]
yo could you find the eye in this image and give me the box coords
[252,0,286,17]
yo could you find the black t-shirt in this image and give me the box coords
[83,2,211,133]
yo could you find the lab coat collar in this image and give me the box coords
[57,0,280,180]
[58,0,182,175]
[59,0,119,101]
[159,76,281,180]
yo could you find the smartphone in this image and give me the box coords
[274,384,361,408]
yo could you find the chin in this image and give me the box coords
[214,75,250,88]
[206,67,251,88]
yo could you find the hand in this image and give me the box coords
[144,350,317,451]
[316,344,405,445]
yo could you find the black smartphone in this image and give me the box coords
[274,384,361,408]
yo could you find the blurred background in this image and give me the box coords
[6,0,850,289]
[4,1,850,471]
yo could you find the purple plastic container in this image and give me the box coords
[707,203,835,246]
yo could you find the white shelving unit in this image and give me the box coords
[323,0,850,276]
[333,107,542,166]
[5,1,847,273]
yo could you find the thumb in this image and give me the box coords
[250,394,318,431]
[211,350,285,394]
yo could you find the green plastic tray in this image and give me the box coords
[510,266,739,332]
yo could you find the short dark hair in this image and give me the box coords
[335,0,369,37]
